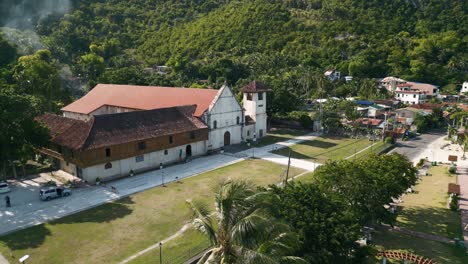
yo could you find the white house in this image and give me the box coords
[395,90,428,105]
[461,81,468,94]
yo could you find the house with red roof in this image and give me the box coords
[36,82,269,182]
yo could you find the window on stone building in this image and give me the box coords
[164,150,168,155]
[138,141,146,150]
[247,130,250,136]
[105,162,112,169]
[258,92,263,100]
[135,155,144,162]
[213,120,217,129]
[169,136,173,144]
[236,116,240,125]
[247,93,253,100]
[105,148,111,157]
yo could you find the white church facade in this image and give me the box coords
[36,81,270,183]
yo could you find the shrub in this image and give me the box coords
[450,194,460,211]
[416,158,426,168]
[384,136,394,144]
[448,166,456,174]
[288,111,312,128]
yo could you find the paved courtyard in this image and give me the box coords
[0,133,320,236]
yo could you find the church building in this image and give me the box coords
[36,81,269,183]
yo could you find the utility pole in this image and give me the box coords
[284,149,291,186]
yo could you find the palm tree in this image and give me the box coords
[187,180,305,264]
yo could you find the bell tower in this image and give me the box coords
[241,81,270,138]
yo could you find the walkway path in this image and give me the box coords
[379,224,454,244]
[0,254,9,264]
[0,133,321,236]
[457,166,468,249]
[345,141,379,160]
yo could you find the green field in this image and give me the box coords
[396,166,462,239]
[255,128,309,147]
[370,229,468,264]
[273,136,372,163]
[0,159,303,264]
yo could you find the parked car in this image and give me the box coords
[39,187,71,201]
[0,182,10,194]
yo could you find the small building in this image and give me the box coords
[460,81,468,94]
[395,107,430,125]
[397,82,439,96]
[395,90,428,105]
[367,104,386,118]
[379,76,407,92]
[324,70,341,81]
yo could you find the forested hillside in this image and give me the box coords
[0,0,467,113]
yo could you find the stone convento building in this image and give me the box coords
[36,81,269,183]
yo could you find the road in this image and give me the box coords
[390,130,446,162]
[0,133,321,237]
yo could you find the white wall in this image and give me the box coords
[461,82,468,94]
[80,140,206,183]
[395,93,427,105]
[207,85,243,149]
[90,105,136,116]
[60,160,76,176]
[63,106,136,120]
[63,111,91,121]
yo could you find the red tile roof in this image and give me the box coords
[241,81,271,93]
[61,84,219,117]
[356,118,383,126]
[397,83,413,87]
[37,105,208,150]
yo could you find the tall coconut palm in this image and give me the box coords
[187,180,305,264]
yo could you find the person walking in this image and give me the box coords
[5,195,11,207]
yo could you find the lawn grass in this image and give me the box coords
[129,227,211,264]
[0,159,303,264]
[255,128,309,147]
[396,165,462,239]
[369,229,468,264]
[273,136,371,163]
[353,141,393,159]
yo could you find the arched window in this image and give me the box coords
[105,162,112,169]
[213,120,217,129]
[236,116,240,125]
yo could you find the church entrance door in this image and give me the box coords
[224,131,231,146]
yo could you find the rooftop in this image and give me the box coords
[37,105,208,150]
[61,84,220,116]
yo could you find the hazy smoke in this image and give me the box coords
[1,0,71,53]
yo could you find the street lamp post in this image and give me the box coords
[252,133,257,158]
[160,163,165,187]
[159,242,163,264]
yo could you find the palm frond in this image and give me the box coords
[186,199,218,245]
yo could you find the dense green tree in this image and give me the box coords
[12,49,61,111]
[267,183,360,263]
[314,153,417,225]
[0,89,49,179]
